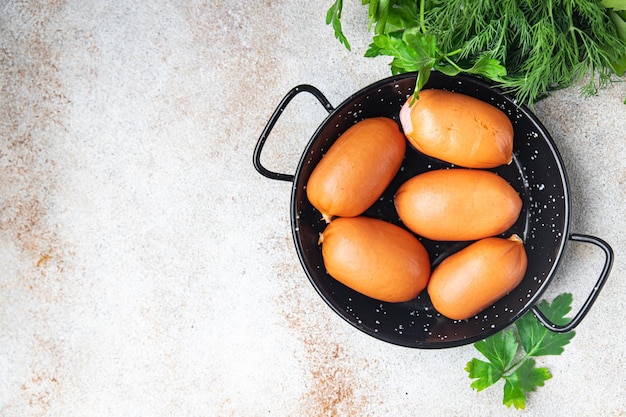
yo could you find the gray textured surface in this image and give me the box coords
[1,1,625,416]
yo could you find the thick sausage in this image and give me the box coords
[399,89,514,168]
[427,235,527,320]
[394,168,522,241]
[306,117,406,222]
[320,216,430,303]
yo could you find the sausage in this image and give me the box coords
[394,168,522,241]
[399,89,514,168]
[306,117,406,222]
[427,235,527,320]
[320,216,430,303]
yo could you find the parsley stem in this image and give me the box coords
[504,353,529,375]
[503,328,549,375]
[419,0,426,34]
[442,54,463,71]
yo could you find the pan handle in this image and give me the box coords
[531,233,614,333]
[253,85,335,182]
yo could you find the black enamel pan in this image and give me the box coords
[253,72,614,348]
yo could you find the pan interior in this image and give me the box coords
[291,72,570,348]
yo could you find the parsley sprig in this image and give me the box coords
[360,0,507,102]
[466,293,576,409]
[326,0,351,51]
[326,0,626,105]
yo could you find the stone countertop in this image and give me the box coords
[1,2,625,416]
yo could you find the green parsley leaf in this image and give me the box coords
[465,358,503,391]
[502,375,527,409]
[503,360,551,409]
[466,330,517,391]
[402,29,439,94]
[602,0,626,11]
[326,0,351,51]
[366,33,420,74]
[474,329,518,371]
[608,11,626,77]
[465,55,507,82]
[403,29,438,63]
[366,29,442,97]
[514,359,552,393]
[515,293,576,357]
[433,64,461,77]
[367,0,390,35]
[363,0,418,34]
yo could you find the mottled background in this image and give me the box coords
[1,1,625,416]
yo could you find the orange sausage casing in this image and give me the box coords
[320,216,430,303]
[306,117,406,222]
[427,235,528,320]
[399,89,514,168]
[394,168,522,241]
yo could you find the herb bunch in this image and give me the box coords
[466,293,576,409]
[327,0,626,105]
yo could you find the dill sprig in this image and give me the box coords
[427,0,626,104]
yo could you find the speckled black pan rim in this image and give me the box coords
[289,71,572,349]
